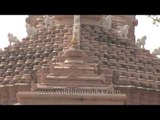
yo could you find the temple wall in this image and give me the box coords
[115,87,160,105]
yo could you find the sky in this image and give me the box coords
[135,15,160,52]
[0,15,28,49]
[0,15,160,53]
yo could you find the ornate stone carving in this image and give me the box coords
[8,33,20,46]
[136,35,147,49]
[26,23,37,38]
[43,15,54,28]
[100,15,112,31]
[117,25,130,39]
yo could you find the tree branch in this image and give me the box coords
[148,15,160,23]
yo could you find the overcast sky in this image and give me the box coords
[135,15,160,52]
[0,15,160,53]
[0,15,28,49]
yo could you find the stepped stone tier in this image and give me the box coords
[0,15,160,105]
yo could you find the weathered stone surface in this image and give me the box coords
[0,15,160,104]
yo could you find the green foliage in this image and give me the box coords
[148,15,160,27]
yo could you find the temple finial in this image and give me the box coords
[71,15,80,46]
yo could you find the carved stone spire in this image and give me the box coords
[71,15,80,47]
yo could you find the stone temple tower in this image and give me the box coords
[26,15,138,40]
[0,15,160,105]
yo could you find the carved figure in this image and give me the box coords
[8,33,20,46]
[100,15,112,31]
[44,15,54,28]
[136,35,147,49]
[117,25,130,39]
[26,23,37,38]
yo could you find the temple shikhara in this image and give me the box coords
[0,15,160,105]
